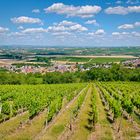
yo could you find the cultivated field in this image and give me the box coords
[0,82,140,140]
[51,56,135,64]
[74,55,138,58]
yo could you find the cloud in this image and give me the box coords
[85,20,99,26]
[44,3,101,18]
[112,32,132,39]
[57,20,76,26]
[112,32,121,35]
[126,0,140,5]
[17,26,24,30]
[116,1,123,4]
[95,29,105,35]
[9,20,87,38]
[112,31,140,37]
[135,21,140,26]
[8,32,26,38]
[0,27,9,33]
[21,28,47,34]
[105,6,128,15]
[128,6,140,12]
[52,32,71,36]
[11,16,43,24]
[118,24,134,29]
[132,31,140,37]
[88,29,106,36]
[118,21,140,29]
[105,6,140,15]
[32,9,40,13]
[47,20,88,33]
[112,32,130,35]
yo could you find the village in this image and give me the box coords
[0,58,140,74]
[1,62,78,74]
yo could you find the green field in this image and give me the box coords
[0,82,140,140]
[89,57,130,63]
[53,56,130,64]
[53,57,91,62]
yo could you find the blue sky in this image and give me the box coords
[0,0,140,46]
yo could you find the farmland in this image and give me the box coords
[0,82,140,140]
[52,56,132,64]
[0,47,139,74]
[1,0,140,139]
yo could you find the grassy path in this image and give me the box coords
[99,84,140,140]
[37,86,88,140]
[5,109,48,140]
[0,112,29,139]
[67,86,92,140]
[89,85,113,140]
[96,84,140,140]
[111,115,139,140]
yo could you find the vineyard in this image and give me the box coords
[0,82,140,140]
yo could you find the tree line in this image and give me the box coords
[0,65,140,85]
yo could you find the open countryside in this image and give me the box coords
[0,0,140,139]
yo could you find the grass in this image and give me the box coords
[132,112,140,125]
[5,109,47,140]
[121,118,136,140]
[69,86,92,140]
[40,87,87,140]
[0,112,29,139]
[93,86,113,140]
[51,124,64,134]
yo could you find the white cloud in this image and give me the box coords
[0,27,9,33]
[118,21,140,29]
[126,0,140,5]
[48,20,88,33]
[10,20,87,37]
[128,6,140,13]
[118,24,134,29]
[52,32,71,36]
[8,32,25,38]
[105,6,140,15]
[105,6,128,15]
[21,28,47,34]
[57,20,76,26]
[112,32,121,35]
[88,29,106,36]
[112,31,140,37]
[17,26,24,30]
[132,31,140,37]
[122,32,130,35]
[134,21,140,26]
[11,16,43,24]
[116,1,123,4]
[95,29,105,35]
[69,24,87,31]
[32,9,40,13]
[44,3,101,18]
[112,32,131,40]
[85,20,99,26]
[112,32,131,36]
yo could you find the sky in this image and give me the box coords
[0,0,140,46]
